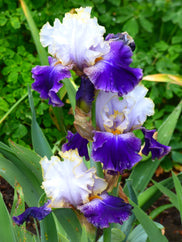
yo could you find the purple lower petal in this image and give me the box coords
[32,56,71,107]
[141,128,171,160]
[12,201,52,225]
[78,193,132,228]
[84,41,142,96]
[62,131,89,160]
[92,131,142,172]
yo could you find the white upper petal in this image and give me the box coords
[40,7,109,68]
[123,84,154,131]
[40,150,107,208]
[96,91,128,132]
[96,84,154,133]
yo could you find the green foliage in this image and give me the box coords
[0,193,17,242]
[153,172,182,223]
[124,100,182,196]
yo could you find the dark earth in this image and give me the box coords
[0,172,182,242]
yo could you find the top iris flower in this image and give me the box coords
[32,7,142,106]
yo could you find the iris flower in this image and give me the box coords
[13,150,132,228]
[32,7,142,106]
[91,84,171,172]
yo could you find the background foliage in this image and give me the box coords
[0,0,182,170]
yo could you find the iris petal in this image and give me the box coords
[141,128,171,160]
[95,85,154,133]
[41,150,107,207]
[40,7,109,68]
[78,193,132,228]
[62,131,89,160]
[92,131,142,172]
[84,41,143,95]
[32,57,71,106]
[76,76,95,109]
[12,201,51,225]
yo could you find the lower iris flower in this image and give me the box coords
[92,84,170,172]
[13,150,132,228]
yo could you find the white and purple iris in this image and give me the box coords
[13,150,132,228]
[63,84,171,173]
[93,84,170,172]
[31,7,142,106]
[19,6,172,231]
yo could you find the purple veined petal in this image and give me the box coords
[76,75,95,109]
[78,193,132,228]
[92,131,142,172]
[84,41,143,96]
[141,128,171,160]
[32,56,71,107]
[62,131,89,160]
[12,201,52,226]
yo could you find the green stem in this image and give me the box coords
[95,162,104,179]
[111,175,121,196]
[103,227,111,242]
[52,106,66,136]
[0,92,28,125]
[167,25,178,44]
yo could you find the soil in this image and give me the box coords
[0,173,182,242]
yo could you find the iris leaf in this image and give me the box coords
[172,172,182,223]
[62,77,78,114]
[129,199,168,242]
[138,172,182,210]
[20,0,48,65]
[0,149,41,206]
[0,193,17,242]
[28,87,53,159]
[54,208,82,242]
[124,100,182,195]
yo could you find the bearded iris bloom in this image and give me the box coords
[13,150,132,228]
[32,7,142,106]
[92,84,170,172]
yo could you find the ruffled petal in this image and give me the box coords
[95,85,154,133]
[32,57,71,106]
[122,84,154,132]
[78,193,132,228]
[92,131,142,172]
[41,150,106,207]
[95,90,127,132]
[40,7,109,69]
[12,201,51,225]
[62,131,89,160]
[141,128,171,160]
[84,40,142,95]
